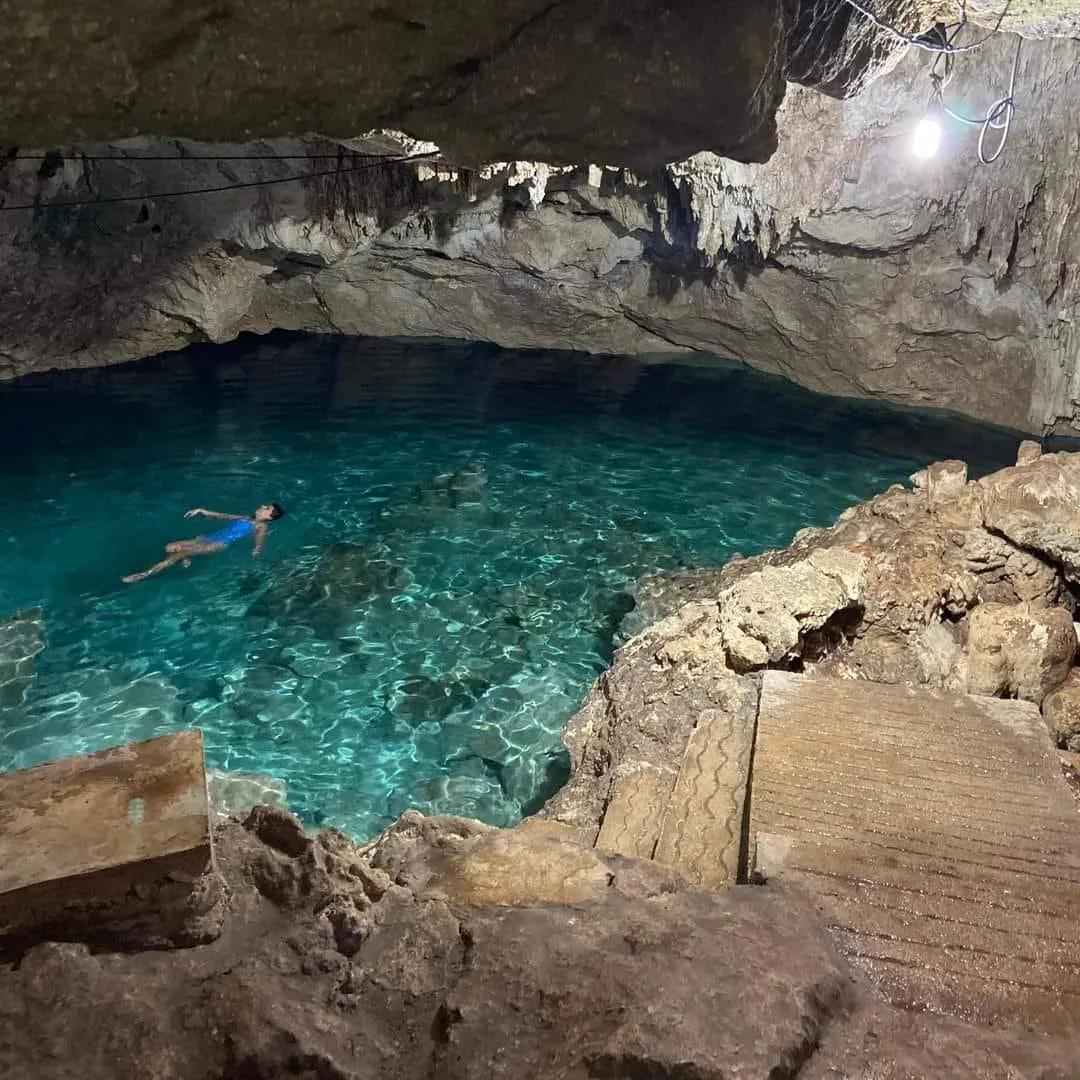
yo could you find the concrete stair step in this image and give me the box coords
[594,761,677,860]
[652,705,755,889]
[751,671,1080,1035]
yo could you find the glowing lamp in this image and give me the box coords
[912,106,943,160]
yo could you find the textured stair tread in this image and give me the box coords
[594,762,677,861]
[751,671,1080,1035]
[653,706,754,888]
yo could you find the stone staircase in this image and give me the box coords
[592,670,1080,1034]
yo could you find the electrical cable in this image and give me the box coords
[6,151,415,162]
[0,151,440,214]
[838,0,1012,53]
[937,33,1022,163]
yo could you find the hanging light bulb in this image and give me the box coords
[912,102,944,159]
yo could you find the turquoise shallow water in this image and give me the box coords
[0,333,1024,838]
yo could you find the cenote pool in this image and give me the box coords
[0,333,1026,838]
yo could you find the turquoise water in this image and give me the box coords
[0,333,1023,838]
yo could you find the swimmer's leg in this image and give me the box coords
[122,540,225,583]
[122,553,184,583]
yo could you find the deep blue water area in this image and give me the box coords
[0,333,1027,837]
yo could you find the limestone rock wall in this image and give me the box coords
[3,35,1080,433]
[0,0,795,169]
[6,1,1056,169]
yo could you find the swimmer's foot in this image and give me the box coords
[121,573,146,584]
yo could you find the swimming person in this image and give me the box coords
[122,504,285,583]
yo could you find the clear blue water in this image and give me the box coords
[0,333,1025,838]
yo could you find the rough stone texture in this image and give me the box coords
[981,451,1080,580]
[946,599,1076,702]
[9,1,1066,170]
[966,0,1080,36]
[0,0,794,169]
[546,598,758,845]
[0,805,1077,1080]
[550,451,1080,843]
[1043,667,1080,751]
[6,33,1080,431]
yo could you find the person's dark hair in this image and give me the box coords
[269,503,285,520]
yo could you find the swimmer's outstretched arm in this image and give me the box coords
[184,508,251,520]
[252,523,269,558]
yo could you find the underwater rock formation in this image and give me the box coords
[0,607,44,709]
[206,767,288,817]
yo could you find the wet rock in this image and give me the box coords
[1042,669,1080,751]
[389,673,489,727]
[0,607,45,709]
[414,464,488,509]
[374,464,495,538]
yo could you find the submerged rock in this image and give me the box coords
[0,607,45,709]
[206,768,288,818]
[247,541,410,638]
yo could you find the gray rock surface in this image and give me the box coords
[9,2,1071,169]
[1,804,1076,1079]
[0,0,795,169]
[5,32,1080,432]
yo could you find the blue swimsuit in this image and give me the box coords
[202,519,256,546]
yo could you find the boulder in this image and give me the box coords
[980,453,1080,583]
[1016,440,1043,466]
[1042,669,1080,751]
[718,547,866,671]
[946,602,1076,703]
